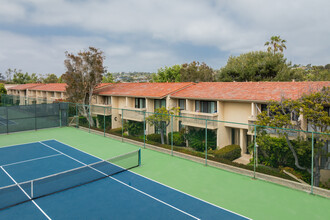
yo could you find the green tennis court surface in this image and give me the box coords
[0,127,329,219]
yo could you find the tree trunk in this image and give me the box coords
[284,134,310,173]
[160,128,165,145]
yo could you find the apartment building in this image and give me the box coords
[92,82,194,134]
[7,81,330,154]
[170,81,329,153]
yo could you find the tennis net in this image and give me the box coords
[0,149,141,211]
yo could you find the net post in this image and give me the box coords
[171,114,173,156]
[253,125,257,179]
[138,148,141,166]
[311,131,314,194]
[121,109,124,142]
[143,111,146,149]
[205,119,208,166]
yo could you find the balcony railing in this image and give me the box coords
[91,104,112,116]
[119,107,146,122]
[180,110,219,129]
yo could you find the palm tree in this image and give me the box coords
[264,36,287,55]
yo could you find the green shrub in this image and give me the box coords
[97,115,111,130]
[186,128,216,151]
[210,145,241,161]
[146,134,162,143]
[168,132,185,146]
[109,127,123,135]
[78,116,96,128]
[124,120,144,136]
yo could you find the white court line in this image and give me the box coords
[0,166,51,220]
[2,153,62,167]
[39,141,200,220]
[0,140,55,149]
[51,139,251,220]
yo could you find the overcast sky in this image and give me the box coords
[0,0,329,76]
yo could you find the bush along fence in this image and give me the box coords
[1,94,330,196]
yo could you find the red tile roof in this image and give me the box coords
[95,83,113,89]
[95,82,194,98]
[8,83,44,90]
[171,81,330,102]
[30,83,67,92]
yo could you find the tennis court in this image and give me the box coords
[0,139,248,219]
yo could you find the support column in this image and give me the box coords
[240,128,247,154]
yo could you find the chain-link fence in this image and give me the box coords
[0,102,67,134]
[1,94,329,195]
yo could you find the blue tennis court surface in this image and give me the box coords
[0,140,249,219]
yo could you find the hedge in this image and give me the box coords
[82,126,297,182]
[167,132,185,146]
[210,145,241,161]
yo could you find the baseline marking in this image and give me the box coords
[0,166,51,220]
[39,141,199,220]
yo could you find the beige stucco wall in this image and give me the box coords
[223,102,251,127]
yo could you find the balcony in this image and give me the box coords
[119,107,146,122]
[91,104,112,116]
[180,110,219,129]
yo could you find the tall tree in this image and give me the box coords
[146,107,179,145]
[217,51,299,82]
[42,73,59,83]
[152,65,182,82]
[264,36,287,55]
[102,72,114,83]
[29,73,40,83]
[180,61,214,82]
[62,47,105,126]
[0,73,4,81]
[0,83,6,95]
[12,71,31,84]
[0,83,7,105]
[5,68,20,83]
[256,87,330,186]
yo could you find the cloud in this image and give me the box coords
[0,0,329,75]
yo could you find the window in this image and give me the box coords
[261,104,268,112]
[178,99,185,110]
[135,98,146,109]
[154,99,166,109]
[195,101,217,113]
[104,96,111,105]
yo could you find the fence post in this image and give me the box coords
[171,115,173,156]
[34,103,37,131]
[143,111,146,149]
[205,119,208,166]
[103,107,106,137]
[75,103,78,128]
[6,106,8,134]
[59,104,62,128]
[88,105,90,133]
[311,131,314,194]
[253,125,257,179]
[121,109,124,142]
